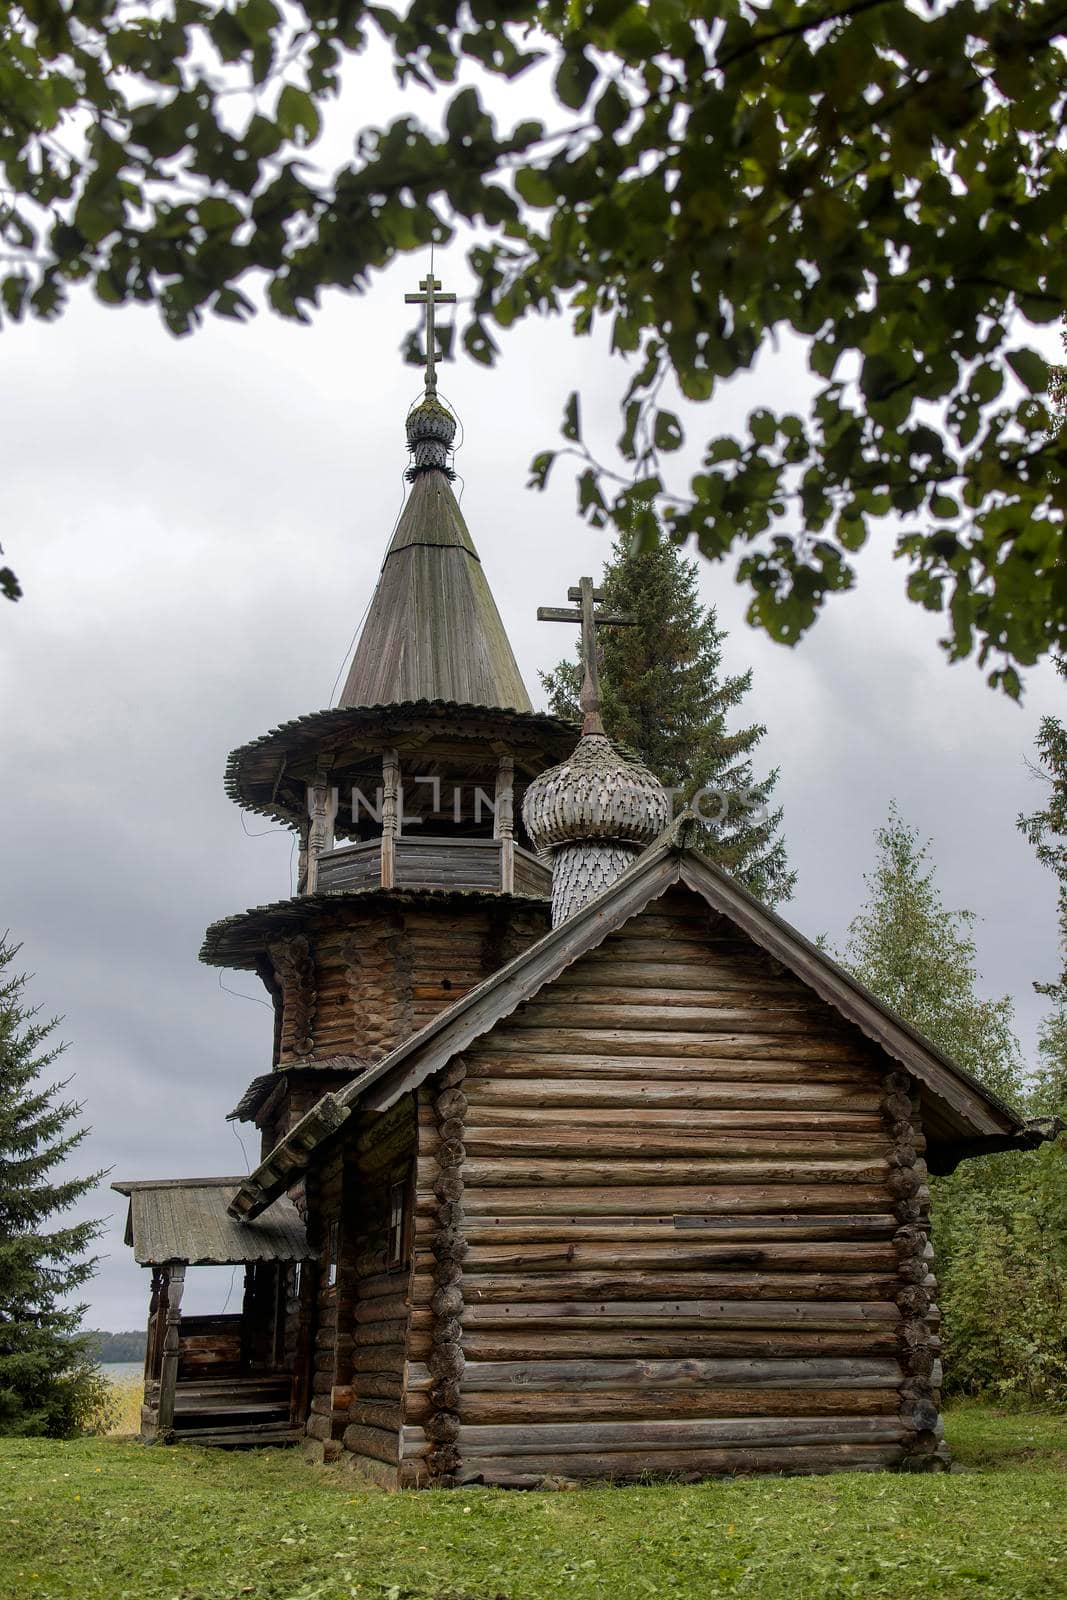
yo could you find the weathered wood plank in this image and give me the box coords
[446,1240,900,1274]
[485,1030,863,1060]
[405,1415,907,1454]
[416,1299,901,1330]
[413,1270,899,1303]
[453,1442,906,1484]
[458,1328,902,1360]
[440,1184,891,1217]
[440,1156,890,1188]
[407,1355,905,1391]
[463,1079,882,1111]
[430,1104,886,1133]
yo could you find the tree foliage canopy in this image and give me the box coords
[541,532,795,904]
[1,0,1065,683]
[0,938,107,1437]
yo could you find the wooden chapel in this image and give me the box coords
[115,275,1054,1481]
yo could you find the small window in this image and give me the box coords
[292,1262,302,1298]
[325,1221,339,1288]
[387,1172,409,1270]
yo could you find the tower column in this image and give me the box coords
[381,749,400,889]
[494,756,515,894]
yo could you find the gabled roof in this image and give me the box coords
[338,469,533,713]
[112,1178,312,1266]
[230,822,1045,1220]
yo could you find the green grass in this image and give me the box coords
[2,1407,1065,1600]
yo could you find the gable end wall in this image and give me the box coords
[400,888,945,1485]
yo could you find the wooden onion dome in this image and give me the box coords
[522,731,670,925]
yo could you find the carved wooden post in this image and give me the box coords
[425,1060,468,1485]
[306,770,338,894]
[494,756,515,894]
[882,1069,948,1472]
[156,1263,186,1441]
[297,816,311,895]
[381,749,400,890]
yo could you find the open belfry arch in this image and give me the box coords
[115,274,1054,1474]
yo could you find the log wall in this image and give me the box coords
[324,1099,420,1485]
[400,889,946,1485]
[269,904,547,1070]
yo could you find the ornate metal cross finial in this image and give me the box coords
[537,576,636,736]
[404,272,457,398]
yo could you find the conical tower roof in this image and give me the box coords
[338,450,532,712]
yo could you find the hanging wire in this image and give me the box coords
[220,1265,239,1315]
[241,811,285,839]
[230,1117,251,1174]
[217,969,273,1009]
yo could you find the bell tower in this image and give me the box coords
[203,276,576,1155]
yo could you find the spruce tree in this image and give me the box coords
[0,937,108,1436]
[838,805,1024,1105]
[541,535,795,906]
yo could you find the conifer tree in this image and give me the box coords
[541,535,795,906]
[0,938,107,1436]
[838,806,1024,1106]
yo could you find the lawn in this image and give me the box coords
[2,1406,1065,1600]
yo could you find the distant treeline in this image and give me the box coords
[86,1331,146,1363]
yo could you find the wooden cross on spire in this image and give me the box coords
[538,576,636,735]
[404,271,456,398]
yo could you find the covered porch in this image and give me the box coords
[113,1177,315,1447]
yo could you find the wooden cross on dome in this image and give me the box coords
[404,272,456,398]
[537,575,636,735]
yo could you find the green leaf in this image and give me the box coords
[515,167,557,207]
[749,409,775,446]
[562,392,582,442]
[276,85,320,147]
[555,49,597,110]
[930,492,959,519]
[654,409,683,452]
[1005,348,1049,395]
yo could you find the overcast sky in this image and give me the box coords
[0,57,1063,1332]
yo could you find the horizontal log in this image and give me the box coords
[450,1299,898,1330]
[405,1415,906,1455]
[463,1079,881,1111]
[505,1005,845,1035]
[355,1295,410,1325]
[351,1347,406,1375]
[459,1214,898,1245]
[554,957,817,988]
[415,1270,899,1304]
[460,1126,891,1159]
[450,1241,899,1274]
[351,1400,403,1432]
[455,1389,901,1425]
[457,1328,901,1361]
[353,1374,403,1403]
[444,1157,890,1188]
[423,1104,886,1133]
[453,1442,905,1484]
[341,1423,400,1465]
[437,1184,891,1217]
[546,977,822,1005]
[486,1030,862,1061]
[353,1318,410,1346]
[406,1355,903,1392]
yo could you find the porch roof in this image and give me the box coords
[112,1177,314,1267]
